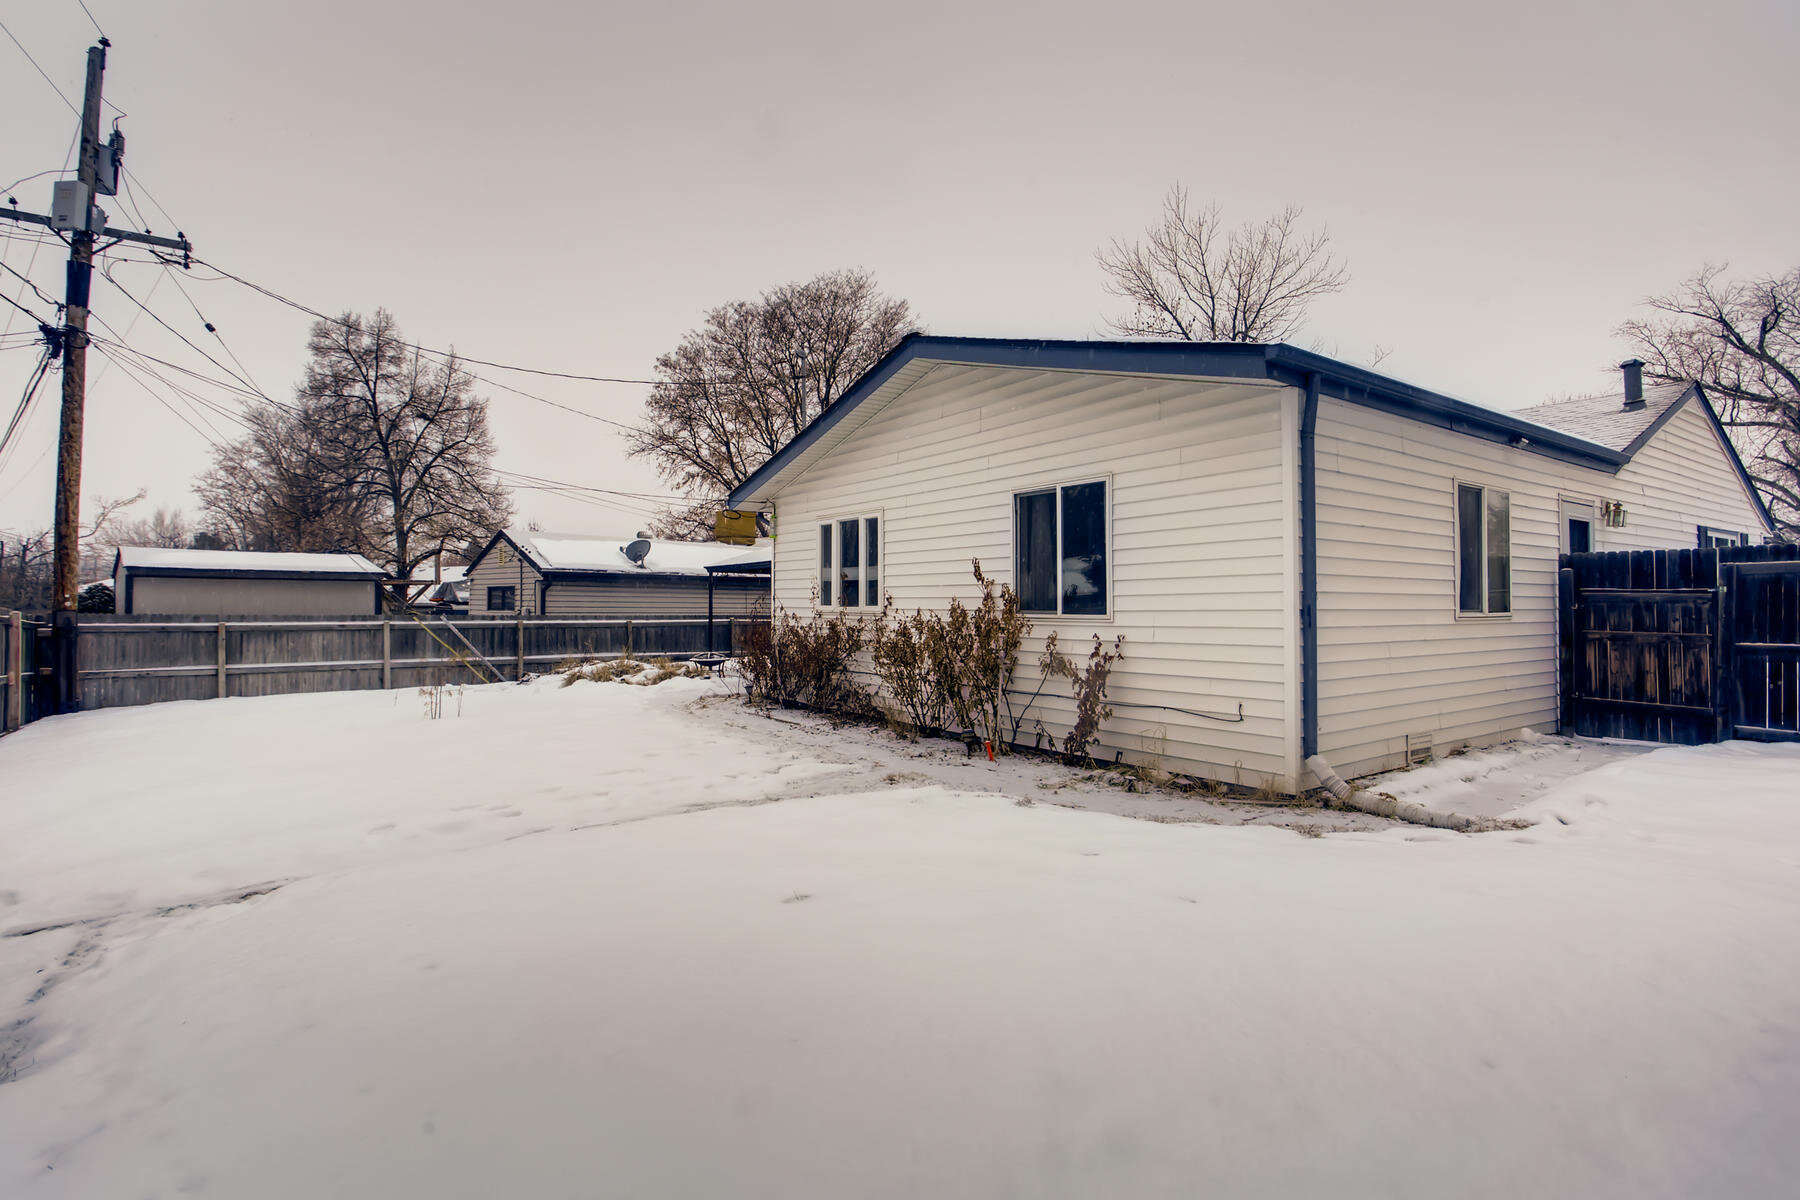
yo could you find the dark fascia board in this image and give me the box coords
[728,335,1628,504]
[465,529,547,578]
[539,568,764,585]
[120,566,382,583]
[1673,384,1778,533]
[703,561,772,575]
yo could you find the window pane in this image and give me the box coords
[839,519,860,606]
[1486,490,1510,614]
[1015,491,1057,612]
[1060,481,1107,615]
[1568,519,1591,555]
[864,516,879,607]
[818,524,832,606]
[1456,485,1483,613]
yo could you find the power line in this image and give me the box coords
[2,168,70,198]
[100,264,273,402]
[0,347,56,477]
[89,340,228,448]
[191,258,661,385]
[0,259,63,313]
[118,167,178,233]
[0,17,81,117]
[0,287,48,326]
[76,0,106,39]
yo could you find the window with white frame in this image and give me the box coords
[1697,525,1748,549]
[1014,480,1108,616]
[1456,482,1510,615]
[819,515,880,607]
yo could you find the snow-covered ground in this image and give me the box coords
[3,678,1798,1198]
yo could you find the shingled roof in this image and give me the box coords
[1512,381,1693,454]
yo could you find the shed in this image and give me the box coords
[112,548,387,617]
[464,530,771,618]
[727,336,1775,792]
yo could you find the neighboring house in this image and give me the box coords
[112,548,387,616]
[727,337,1775,792]
[463,530,771,618]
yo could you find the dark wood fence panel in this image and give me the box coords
[72,613,763,712]
[1560,544,1800,745]
[1723,561,1800,741]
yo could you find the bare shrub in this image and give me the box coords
[740,610,867,710]
[870,599,952,735]
[1042,633,1126,764]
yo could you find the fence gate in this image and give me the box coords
[1721,561,1800,741]
[1560,544,1800,745]
[2,612,55,733]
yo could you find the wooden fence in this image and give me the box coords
[71,613,761,712]
[2,612,54,734]
[1558,543,1800,744]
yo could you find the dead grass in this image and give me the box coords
[558,657,710,688]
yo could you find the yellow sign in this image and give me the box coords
[714,509,762,546]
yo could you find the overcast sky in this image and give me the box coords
[2,0,1795,541]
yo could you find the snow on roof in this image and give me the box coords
[499,530,771,576]
[409,563,468,583]
[1511,381,1691,453]
[114,547,386,577]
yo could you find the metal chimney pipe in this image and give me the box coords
[1620,359,1645,410]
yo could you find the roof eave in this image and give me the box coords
[729,337,1627,504]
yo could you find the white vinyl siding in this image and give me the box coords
[466,546,543,615]
[769,364,1298,789]
[542,577,768,618]
[1312,393,1768,779]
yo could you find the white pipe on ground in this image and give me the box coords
[1305,754,1496,833]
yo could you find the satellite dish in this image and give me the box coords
[623,538,652,566]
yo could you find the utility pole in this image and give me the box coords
[52,44,106,621]
[0,40,193,709]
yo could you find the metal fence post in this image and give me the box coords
[515,615,525,680]
[217,622,228,699]
[382,619,392,690]
[624,619,633,661]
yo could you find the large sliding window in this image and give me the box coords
[1014,480,1108,616]
[819,515,881,608]
[1456,482,1510,615]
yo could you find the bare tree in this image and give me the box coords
[98,505,194,550]
[1620,265,1799,537]
[1098,186,1349,342]
[194,401,374,554]
[629,269,914,536]
[2,491,145,612]
[195,310,514,576]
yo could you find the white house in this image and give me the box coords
[464,530,770,618]
[112,548,387,616]
[726,337,1774,792]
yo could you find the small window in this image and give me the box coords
[818,515,880,608]
[839,519,861,607]
[1697,526,1747,549]
[1015,480,1109,616]
[487,586,516,612]
[1456,483,1510,615]
[865,517,880,606]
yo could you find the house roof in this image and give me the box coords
[725,337,1774,534]
[1512,382,1691,453]
[728,336,1636,506]
[470,529,771,579]
[113,547,385,579]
